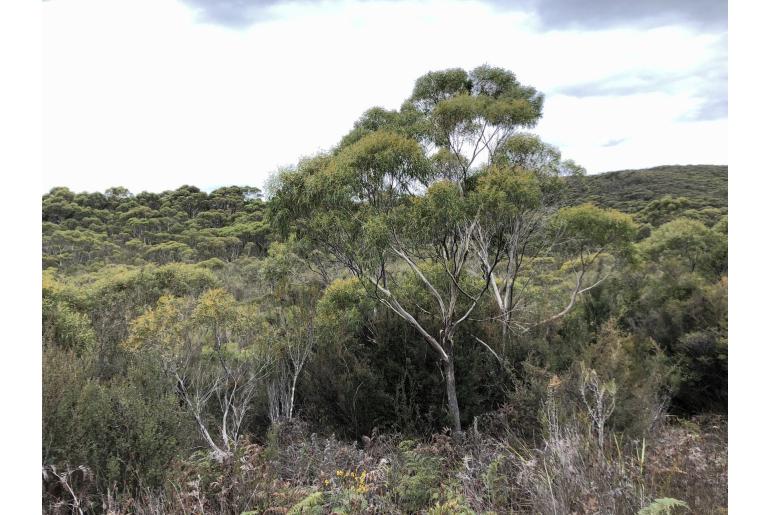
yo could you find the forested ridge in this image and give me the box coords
[41,165,727,274]
[42,67,727,514]
[566,164,726,210]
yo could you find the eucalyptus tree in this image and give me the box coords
[266,306,316,423]
[270,66,635,432]
[259,241,323,423]
[126,289,273,462]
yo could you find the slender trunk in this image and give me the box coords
[177,376,229,461]
[289,371,298,420]
[443,355,462,433]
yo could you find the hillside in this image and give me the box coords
[567,164,727,212]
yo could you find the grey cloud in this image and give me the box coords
[558,72,680,98]
[601,138,626,147]
[685,93,727,121]
[515,0,727,31]
[179,0,291,27]
[178,0,727,30]
[679,62,727,121]
[555,48,727,122]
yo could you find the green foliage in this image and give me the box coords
[412,180,469,236]
[43,347,190,491]
[410,68,471,111]
[337,104,431,150]
[124,294,189,351]
[575,321,675,436]
[635,196,725,228]
[193,288,238,328]
[475,165,542,216]
[584,252,727,413]
[410,65,543,125]
[393,441,443,512]
[316,277,374,340]
[713,214,727,235]
[426,491,475,515]
[641,218,727,276]
[42,297,96,354]
[553,203,638,252]
[492,133,563,174]
[197,256,227,269]
[287,491,325,514]
[638,498,689,515]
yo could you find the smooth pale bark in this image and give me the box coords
[174,353,269,462]
[443,353,462,433]
[268,317,314,424]
[175,373,230,462]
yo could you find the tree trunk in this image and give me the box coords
[443,356,462,433]
[289,371,298,420]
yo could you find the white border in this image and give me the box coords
[0,0,43,510]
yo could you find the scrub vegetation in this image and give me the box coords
[42,66,726,514]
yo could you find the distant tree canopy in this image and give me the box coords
[43,185,270,270]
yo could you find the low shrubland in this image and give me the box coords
[44,363,726,514]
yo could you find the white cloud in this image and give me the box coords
[42,0,727,193]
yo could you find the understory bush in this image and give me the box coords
[44,409,726,514]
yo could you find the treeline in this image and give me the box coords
[42,185,269,269]
[566,164,727,226]
[42,66,727,514]
[41,165,727,273]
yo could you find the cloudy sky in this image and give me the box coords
[42,0,727,193]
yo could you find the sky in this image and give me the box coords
[42,0,727,194]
